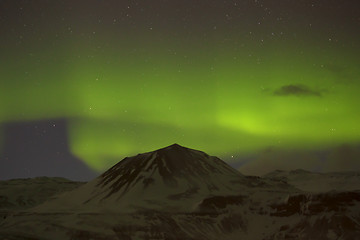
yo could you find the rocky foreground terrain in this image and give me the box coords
[0,144,359,240]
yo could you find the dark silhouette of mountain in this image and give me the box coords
[98,143,244,198]
[35,144,248,213]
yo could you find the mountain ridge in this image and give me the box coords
[1,145,359,239]
[33,144,247,213]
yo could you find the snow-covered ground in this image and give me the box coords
[0,177,83,211]
[1,144,359,239]
[263,169,360,192]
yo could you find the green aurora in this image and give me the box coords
[0,1,359,171]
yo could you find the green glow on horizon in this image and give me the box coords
[1,35,359,170]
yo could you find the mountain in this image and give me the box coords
[0,177,83,211]
[34,144,250,213]
[0,144,359,240]
[263,169,360,192]
[0,177,83,222]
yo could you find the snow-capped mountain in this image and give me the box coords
[35,144,249,212]
[0,144,359,240]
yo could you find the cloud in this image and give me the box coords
[273,84,322,97]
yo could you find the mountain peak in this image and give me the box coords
[153,144,209,166]
[33,145,247,213]
[165,143,183,148]
[91,144,244,209]
[157,143,191,152]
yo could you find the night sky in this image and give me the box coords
[0,0,359,180]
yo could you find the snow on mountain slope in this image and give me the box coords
[1,145,359,239]
[266,190,360,239]
[2,190,359,240]
[34,144,249,213]
[263,169,360,192]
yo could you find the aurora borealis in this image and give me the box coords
[1,0,359,178]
